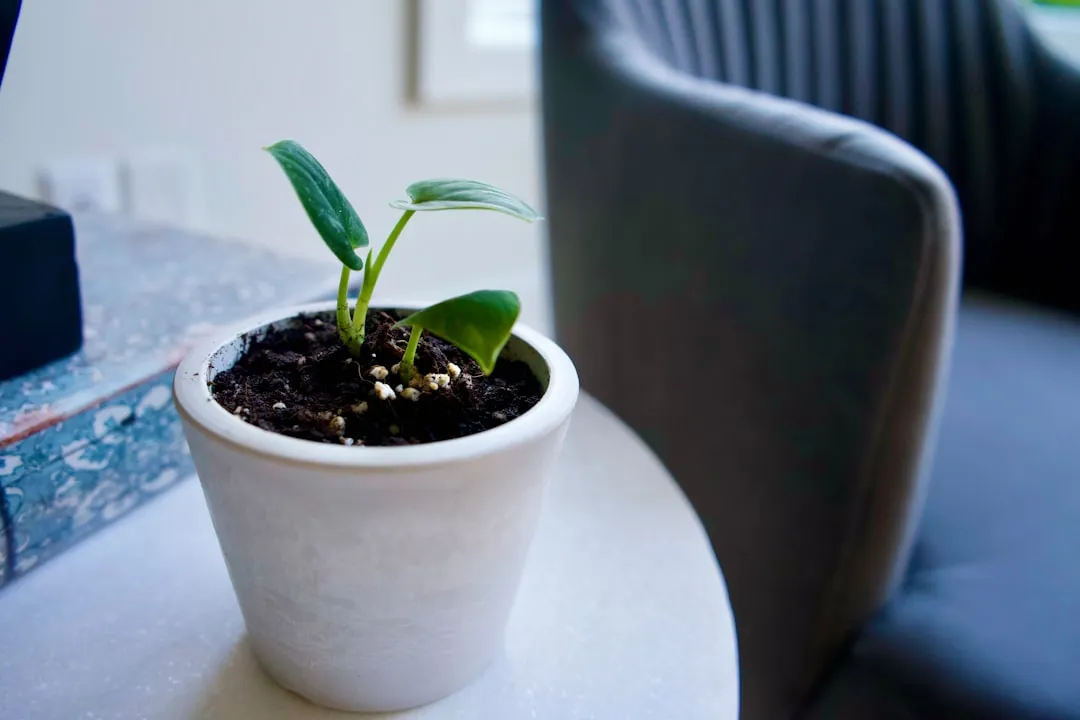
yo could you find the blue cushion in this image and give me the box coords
[812,295,1080,718]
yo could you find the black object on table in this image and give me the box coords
[0,193,83,382]
[0,0,84,382]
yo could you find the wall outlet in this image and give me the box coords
[39,157,123,215]
[123,148,202,228]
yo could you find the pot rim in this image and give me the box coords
[173,299,579,471]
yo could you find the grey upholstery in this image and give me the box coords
[807,296,1080,718]
[548,0,1080,310]
[542,2,960,717]
[541,1,1080,718]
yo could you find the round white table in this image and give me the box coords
[0,395,739,719]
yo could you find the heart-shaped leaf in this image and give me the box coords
[396,290,521,375]
[389,179,541,222]
[265,140,368,270]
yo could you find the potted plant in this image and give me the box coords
[172,141,579,712]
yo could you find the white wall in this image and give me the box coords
[0,0,550,330]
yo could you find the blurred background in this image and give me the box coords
[1,0,1076,338]
[0,0,550,328]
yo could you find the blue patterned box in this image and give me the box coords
[0,214,337,586]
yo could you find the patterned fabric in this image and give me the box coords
[0,214,336,587]
[2,372,189,577]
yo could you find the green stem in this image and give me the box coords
[398,325,423,381]
[336,265,362,357]
[352,210,415,331]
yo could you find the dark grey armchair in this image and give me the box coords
[541,1,1080,718]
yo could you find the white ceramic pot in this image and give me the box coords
[173,301,578,712]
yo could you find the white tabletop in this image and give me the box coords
[0,395,739,719]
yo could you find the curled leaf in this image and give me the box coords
[265,140,368,270]
[396,290,521,375]
[390,179,541,222]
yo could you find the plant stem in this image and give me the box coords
[336,264,363,357]
[398,325,423,381]
[352,210,415,332]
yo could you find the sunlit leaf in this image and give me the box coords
[265,140,368,270]
[389,179,541,222]
[396,290,521,375]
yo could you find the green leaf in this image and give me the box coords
[396,290,521,375]
[265,140,368,270]
[389,179,541,222]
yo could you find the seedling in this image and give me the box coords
[265,140,539,377]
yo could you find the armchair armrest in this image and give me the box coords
[542,7,961,717]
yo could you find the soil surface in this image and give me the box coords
[210,310,543,446]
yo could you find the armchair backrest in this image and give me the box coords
[557,0,1080,310]
[542,1,962,717]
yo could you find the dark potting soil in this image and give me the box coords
[210,310,543,447]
